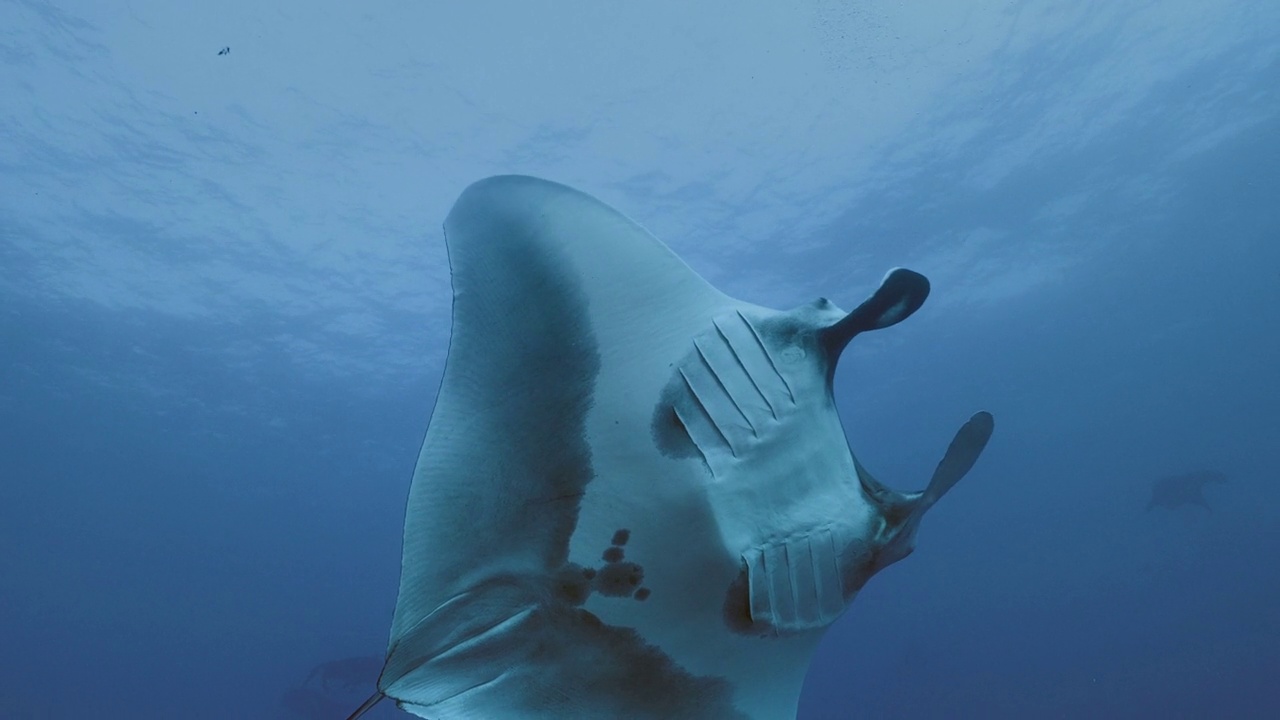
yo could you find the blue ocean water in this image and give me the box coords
[2,1,1277,718]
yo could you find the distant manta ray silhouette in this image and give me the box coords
[347,176,996,720]
[281,656,382,718]
[1146,470,1227,511]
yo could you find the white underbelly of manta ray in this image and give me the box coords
[346,176,994,720]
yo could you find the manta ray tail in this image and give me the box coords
[345,691,386,720]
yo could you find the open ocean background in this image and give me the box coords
[2,1,1277,718]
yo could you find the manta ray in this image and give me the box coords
[347,176,995,720]
[282,656,383,718]
[1146,470,1227,512]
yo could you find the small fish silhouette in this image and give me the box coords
[1146,470,1227,511]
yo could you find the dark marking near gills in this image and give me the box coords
[557,530,652,605]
